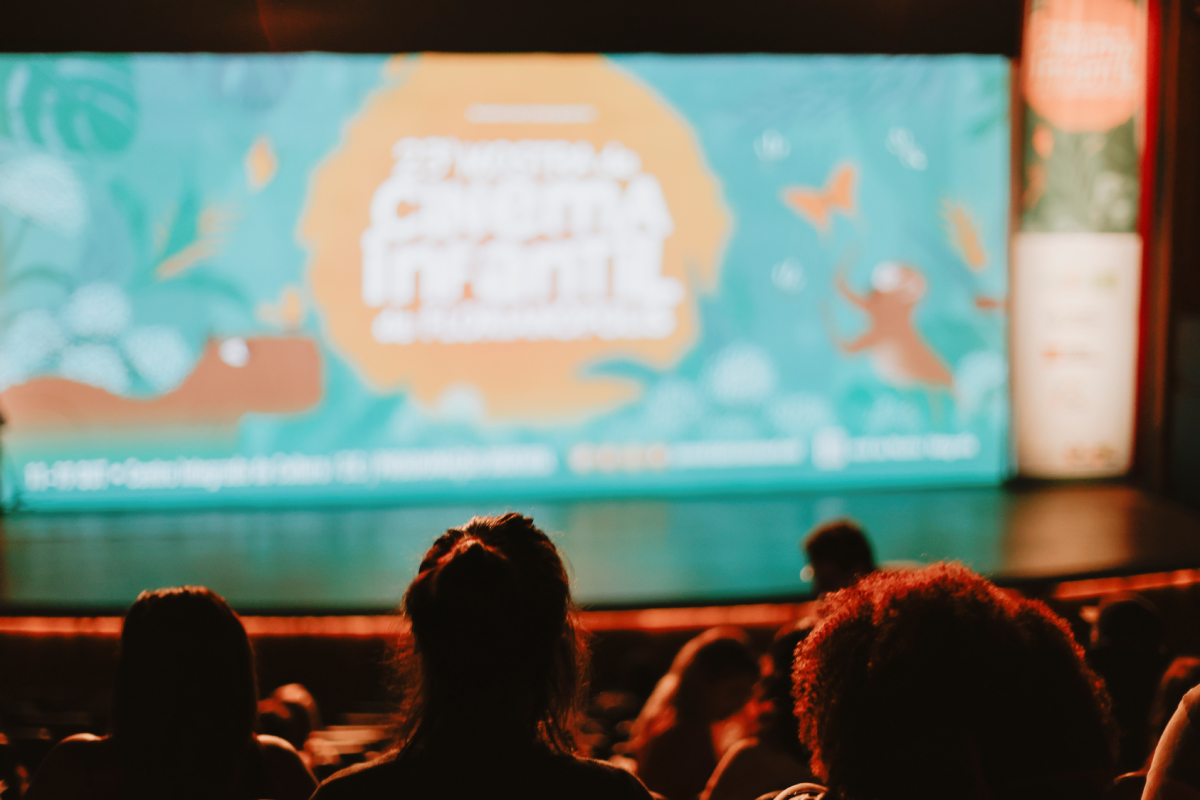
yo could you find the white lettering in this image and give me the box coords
[361,137,680,344]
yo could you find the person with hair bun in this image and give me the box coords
[773,564,1117,800]
[26,586,315,800]
[313,512,653,800]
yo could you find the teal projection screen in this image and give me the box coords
[0,54,1011,512]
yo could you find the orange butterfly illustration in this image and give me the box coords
[781,163,858,234]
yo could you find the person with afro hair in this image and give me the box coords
[768,563,1118,800]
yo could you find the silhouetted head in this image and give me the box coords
[259,683,320,752]
[630,627,758,754]
[1147,656,1200,756]
[794,564,1116,800]
[804,519,876,596]
[757,616,818,758]
[672,629,759,723]
[871,262,926,305]
[113,586,257,798]
[1091,593,1164,651]
[1087,594,1168,770]
[394,513,584,755]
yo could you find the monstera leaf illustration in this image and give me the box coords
[0,56,137,154]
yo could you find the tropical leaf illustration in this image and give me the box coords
[0,56,137,154]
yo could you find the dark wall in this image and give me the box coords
[3,0,1023,55]
[1164,3,1200,509]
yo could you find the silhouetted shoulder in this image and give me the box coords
[761,784,829,800]
[1182,684,1200,722]
[255,734,317,800]
[313,749,654,800]
[25,735,117,800]
[310,750,400,800]
[558,756,654,799]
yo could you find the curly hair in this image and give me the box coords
[793,564,1117,800]
[391,512,586,755]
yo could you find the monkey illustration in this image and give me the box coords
[831,262,953,390]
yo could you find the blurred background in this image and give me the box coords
[0,0,1197,790]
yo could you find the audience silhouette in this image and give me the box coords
[25,586,316,800]
[1109,656,1200,800]
[1086,593,1171,772]
[10,516,1199,800]
[260,683,324,772]
[627,627,759,800]
[802,520,876,597]
[310,512,653,800]
[1148,657,1200,759]
[702,617,818,800]
[1140,659,1200,800]
[781,564,1117,800]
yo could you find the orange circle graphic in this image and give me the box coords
[1023,0,1145,132]
[303,55,729,422]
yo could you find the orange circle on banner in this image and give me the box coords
[1023,0,1144,132]
[303,55,729,422]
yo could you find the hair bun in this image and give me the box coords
[435,540,516,606]
[408,539,526,658]
[392,514,583,751]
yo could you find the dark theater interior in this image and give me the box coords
[0,0,1198,798]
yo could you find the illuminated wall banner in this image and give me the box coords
[0,54,1011,510]
[1013,0,1147,478]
